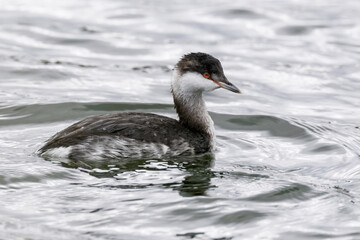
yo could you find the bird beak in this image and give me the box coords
[212,75,241,94]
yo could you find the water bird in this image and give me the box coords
[39,52,241,160]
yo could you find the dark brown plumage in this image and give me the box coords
[39,112,211,159]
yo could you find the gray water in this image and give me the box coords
[1,0,360,239]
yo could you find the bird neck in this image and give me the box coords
[171,71,215,140]
[173,91,214,137]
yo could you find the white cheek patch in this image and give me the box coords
[172,71,218,94]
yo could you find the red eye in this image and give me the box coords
[203,72,210,78]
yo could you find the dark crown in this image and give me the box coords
[176,52,224,76]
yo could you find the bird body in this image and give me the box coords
[40,112,211,160]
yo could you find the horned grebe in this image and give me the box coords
[39,52,240,160]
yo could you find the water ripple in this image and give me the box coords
[1,0,360,239]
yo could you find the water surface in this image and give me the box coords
[1,0,360,239]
